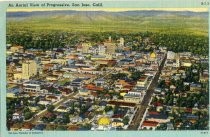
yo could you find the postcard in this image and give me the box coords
[0,0,209,137]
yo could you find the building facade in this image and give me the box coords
[22,60,37,80]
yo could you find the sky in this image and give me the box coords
[7,8,208,12]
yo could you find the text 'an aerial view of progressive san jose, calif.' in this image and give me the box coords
[6,9,209,131]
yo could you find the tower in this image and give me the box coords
[175,53,180,68]
[108,36,112,42]
[22,60,37,80]
[104,42,116,55]
[119,37,124,46]
[81,43,91,54]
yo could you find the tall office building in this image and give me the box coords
[81,43,91,54]
[104,42,116,55]
[119,37,124,46]
[175,53,180,68]
[22,60,37,80]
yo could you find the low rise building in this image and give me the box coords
[136,75,148,87]
[141,120,159,130]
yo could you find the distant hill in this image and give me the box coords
[6,10,208,36]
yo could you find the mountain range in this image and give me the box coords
[6,10,208,36]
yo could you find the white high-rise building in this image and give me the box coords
[81,43,91,54]
[22,60,37,80]
[119,37,124,46]
[104,42,116,55]
[108,36,112,42]
[175,53,180,67]
[98,45,107,55]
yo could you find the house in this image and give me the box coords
[21,123,34,131]
[70,78,84,87]
[46,95,60,102]
[43,63,56,70]
[10,123,22,131]
[146,111,170,123]
[99,101,107,107]
[141,120,159,130]
[154,88,162,94]
[94,78,105,87]
[66,54,78,60]
[106,110,114,117]
[43,112,56,119]
[46,75,59,81]
[56,114,65,119]
[13,72,22,80]
[7,87,20,98]
[38,99,51,106]
[184,114,199,120]
[181,60,192,67]
[136,75,148,87]
[90,91,98,98]
[70,116,83,124]
[56,106,69,113]
[40,89,49,94]
[76,43,83,52]
[153,102,163,112]
[94,60,116,66]
[79,88,90,96]
[118,58,133,66]
[115,80,135,91]
[63,72,73,79]
[85,84,104,91]
[170,85,176,91]
[67,125,80,131]
[104,94,111,100]
[108,101,136,108]
[190,83,201,92]
[61,89,72,96]
[124,93,141,103]
[50,59,67,65]
[33,124,46,131]
[167,122,174,130]
[144,71,156,77]
[199,72,208,83]
[29,106,39,112]
[111,119,124,127]
[10,45,24,53]
[12,111,23,121]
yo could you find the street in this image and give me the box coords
[128,54,167,130]
[28,92,78,124]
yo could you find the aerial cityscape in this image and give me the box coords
[6,9,209,131]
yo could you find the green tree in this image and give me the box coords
[24,111,33,120]
[130,71,143,81]
[104,106,113,112]
[122,116,130,125]
[47,105,55,112]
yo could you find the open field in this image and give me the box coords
[7,10,208,36]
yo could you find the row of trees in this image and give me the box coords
[6,31,149,51]
[8,31,208,56]
[151,33,208,56]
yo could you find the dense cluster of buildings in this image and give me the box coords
[139,51,209,130]
[6,36,208,131]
